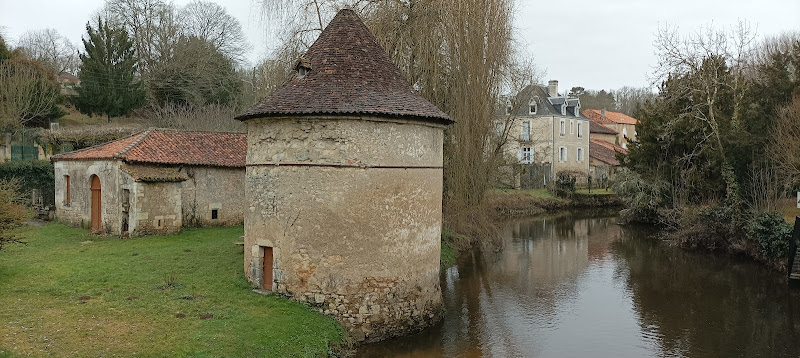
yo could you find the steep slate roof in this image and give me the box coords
[236,9,451,124]
[583,109,638,125]
[52,129,246,168]
[589,120,618,135]
[499,84,588,119]
[589,138,628,166]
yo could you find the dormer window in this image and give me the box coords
[295,57,312,79]
[575,104,580,117]
[561,105,566,116]
[529,101,537,115]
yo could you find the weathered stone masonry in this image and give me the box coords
[244,117,445,341]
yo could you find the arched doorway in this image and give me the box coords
[90,175,101,231]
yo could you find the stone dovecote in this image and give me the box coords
[236,9,452,342]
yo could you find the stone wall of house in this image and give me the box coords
[54,160,123,235]
[244,116,445,342]
[129,180,183,236]
[179,166,244,227]
[589,132,618,145]
[604,123,636,148]
[550,115,590,183]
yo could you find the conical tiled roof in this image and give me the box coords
[236,9,451,124]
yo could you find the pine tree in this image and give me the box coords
[74,18,145,122]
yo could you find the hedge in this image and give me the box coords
[0,160,54,206]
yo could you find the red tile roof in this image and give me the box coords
[589,139,628,166]
[236,9,451,124]
[583,109,638,125]
[52,129,246,168]
[589,120,618,135]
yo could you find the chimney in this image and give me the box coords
[547,80,559,97]
[601,108,606,120]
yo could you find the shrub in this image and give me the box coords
[0,178,28,250]
[749,213,792,258]
[611,168,672,224]
[554,171,576,198]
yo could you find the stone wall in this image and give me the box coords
[54,160,123,235]
[179,166,244,227]
[130,181,182,236]
[244,116,445,342]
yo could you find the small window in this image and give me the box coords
[560,120,565,136]
[64,175,71,205]
[506,100,513,115]
[212,209,219,220]
[522,121,530,141]
[577,148,584,162]
[559,147,567,162]
[577,122,583,138]
[561,105,566,116]
[522,147,532,164]
[623,127,628,137]
[529,102,537,115]
[157,219,162,227]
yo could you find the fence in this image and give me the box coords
[516,163,552,189]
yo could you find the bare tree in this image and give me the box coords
[102,0,181,76]
[179,1,250,64]
[16,29,78,74]
[0,59,62,129]
[770,95,800,180]
[614,86,656,116]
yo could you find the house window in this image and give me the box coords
[622,127,628,137]
[522,147,532,164]
[577,122,583,138]
[560,120,565,136]
[529,102,537,115]
[577,148,584,162]
[64,175,70,205]
[561,105,566,116]
[212,209,219,220]
[506,100,512,115]
[559,147,567,162]
[522,121,530,141]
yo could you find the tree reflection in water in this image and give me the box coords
[358,212,800,357]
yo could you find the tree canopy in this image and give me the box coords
[73,18,145,120]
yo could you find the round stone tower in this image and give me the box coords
[236,9,452,342]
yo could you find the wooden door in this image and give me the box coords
[90,176,101,231]
[263,247,273,291]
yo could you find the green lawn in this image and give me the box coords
[491,188,556,199]
[0,223,344,357]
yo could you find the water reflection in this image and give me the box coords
[358,212,800,357]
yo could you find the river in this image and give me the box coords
[357,211,800,357]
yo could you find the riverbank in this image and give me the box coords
[440,188,623,267]
[0,223,344,356]
[483,188,623,218]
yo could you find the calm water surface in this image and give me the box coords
[357,212,800,357]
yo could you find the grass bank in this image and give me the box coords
[484,188,622,218]
[0,223,344,357]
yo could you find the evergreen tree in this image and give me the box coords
[74,18,144,121]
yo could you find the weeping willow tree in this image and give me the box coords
[260,0,517,215]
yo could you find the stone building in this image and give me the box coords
[497,80,591,185]
[51,129,245,236]
[583,109,639,149]
[235,9,452,342]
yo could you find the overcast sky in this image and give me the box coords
[1,0,798,92]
